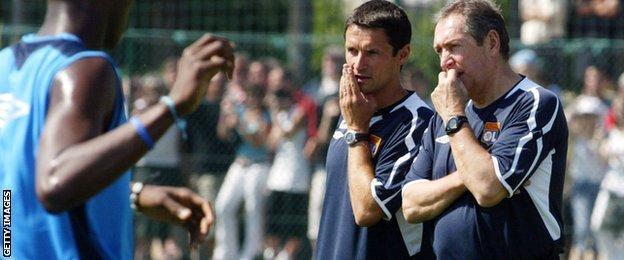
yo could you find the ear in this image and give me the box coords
[486,30,500,58]
[397,44,411,65]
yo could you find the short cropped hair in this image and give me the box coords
[345,0,412,56]
[436,0,510,60]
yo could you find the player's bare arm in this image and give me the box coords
[431,69,507,207]
[402,171,466,223]
[35,34,235,213]
[340,64,382,227]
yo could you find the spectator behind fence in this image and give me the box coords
[183,72,237,258]
[266,65,318,152]
[302,45,343,252]
[133,74,186,260]
[570,0,623,39]
[264,86,311,260]
[248,60,269,89]
[519,0,567,45]
[213,84,271,260]
[582,65,612,103]
[184,73,235,202]
[566,94,608,260]
[592,76,624,258]
[510,49,542,83]
[162,56,179,90]
[132,74,164,115]
[510,49,563,96]
[224,53,250,107]
[604,72,624,131]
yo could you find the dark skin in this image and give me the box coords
[33,0,234,248]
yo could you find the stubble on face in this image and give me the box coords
[344,25,401,95]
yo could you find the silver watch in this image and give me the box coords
[344,130,370,146]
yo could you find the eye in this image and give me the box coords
[434,47,442,56]
[347,47,358,56]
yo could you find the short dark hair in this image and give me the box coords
[436,0,510,60]
[345,0,412,56]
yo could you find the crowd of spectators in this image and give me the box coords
[519,0,623,45]
[509,48,624,259]
[126,46,360,259]
[120,3,624,257]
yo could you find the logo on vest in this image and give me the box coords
[481,122,501,144]
[0,93,30,130]
[370,134,382,157]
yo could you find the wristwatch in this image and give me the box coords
[344,130,370,146]
[445,115,468,135]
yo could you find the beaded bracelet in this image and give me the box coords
[130,182,144,212]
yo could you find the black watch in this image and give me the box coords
[445,115,468,135]
[344,130,370,146]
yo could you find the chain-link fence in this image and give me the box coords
[2,0,624,259]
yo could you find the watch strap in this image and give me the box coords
[345,130,370,146]
[445,115,468,135]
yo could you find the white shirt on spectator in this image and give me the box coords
[520,0,567,45]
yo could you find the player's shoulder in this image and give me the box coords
[403,92,432,111]
[515,78,559,100]
[389,92,433,120]
[59,56,118,91]
[511,78,561,111]
[50,56,119,112]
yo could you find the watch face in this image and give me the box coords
[344,131,355,144]
[446,116,467,134]
[448,118,458,129]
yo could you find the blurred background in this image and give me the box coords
[2,0,624,259]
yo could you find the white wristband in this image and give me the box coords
[160,96,188,140]
[130,182,144,212]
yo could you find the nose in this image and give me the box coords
[440,51,454,71]
[353,52,367,72]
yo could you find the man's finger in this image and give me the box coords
[438,71,447,86]
[197,57,229,80]
[200,201,215,238]
[346,66,358,98]
[162,196,192,223]
[225,58,235,80]
[185,192,214,236]
[194,40,231,62]
[168,189,210,248]
[172,188,214,238]
[447,69,457,82]
[187,34,217,54]
[339,64,349,99]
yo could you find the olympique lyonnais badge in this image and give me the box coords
[482,122,501,144]
[369,134,382,157]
